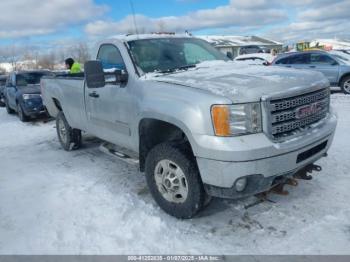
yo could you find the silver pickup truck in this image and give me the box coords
[42,35,337,219]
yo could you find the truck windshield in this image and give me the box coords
[127,38,228,74]
[16,73,47,86]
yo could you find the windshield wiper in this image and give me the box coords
[159,64,197,74]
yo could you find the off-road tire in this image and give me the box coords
[56,111,82,151]
[145,142,206,219]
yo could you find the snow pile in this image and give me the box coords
[0,94,350,254]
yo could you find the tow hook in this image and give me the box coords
[271,183,289,195]
[295,164,322,180]
[248,164,323,208]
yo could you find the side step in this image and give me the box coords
[99,142,139,165]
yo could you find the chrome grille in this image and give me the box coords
[268,88,330,139]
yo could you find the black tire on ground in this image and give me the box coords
[17,103,29,122]
[56,111,82,151]
[5,98,15,114]
[145,142,206,219]
[340,75,350,94]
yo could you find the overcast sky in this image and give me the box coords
[0,0,349,47]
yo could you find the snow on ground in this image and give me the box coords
[0,94,350,255]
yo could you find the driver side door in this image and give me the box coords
[6,74,17,109]
[308,53,340,85]
[85,44,135,149]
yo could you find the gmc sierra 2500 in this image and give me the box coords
[41,35,337,218]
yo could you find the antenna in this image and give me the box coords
[129,0,139,37]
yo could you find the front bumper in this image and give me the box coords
[194,113,337,198]
[22,99,46,116]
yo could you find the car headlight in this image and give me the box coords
[22,94,41,100]
[211,103,262,136]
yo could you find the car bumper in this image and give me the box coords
[22,99,46,116]
[194,113,337,198]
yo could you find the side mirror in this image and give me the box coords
[226,52,234,60]
[84,60,105,88]
[115,69,129,84]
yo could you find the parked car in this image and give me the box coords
[272,51,350,94]
[0,75,7,107]
[3,71,51,121]
[234,53,275,65]
[239,45,270,55]
[42,35,336,219]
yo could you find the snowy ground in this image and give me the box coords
[0,93,349,255]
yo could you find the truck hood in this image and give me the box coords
[141,61,329,103]
[18,84,41,95]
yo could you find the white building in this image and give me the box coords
[199,35,283,58]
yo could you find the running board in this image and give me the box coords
[99,142,139,165]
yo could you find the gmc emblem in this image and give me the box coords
[295,102,322,119]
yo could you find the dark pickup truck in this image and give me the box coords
[0,75,7,107]
[3,71,51,121]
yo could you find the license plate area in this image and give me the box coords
[296,141,328,163]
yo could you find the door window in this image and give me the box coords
[289,54,310,64]
[310,54,337,65]
[97,44,126,70]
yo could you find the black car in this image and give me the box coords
[0,75,7,107]
[3,71,51,121]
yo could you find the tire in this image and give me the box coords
[340,76,350,94]
[145,142,206,219]
[5,98,15,114]
[56,111,82,151]
[0,96,5,107]
[17,103,29,122]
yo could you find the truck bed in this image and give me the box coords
[41,73,88,131]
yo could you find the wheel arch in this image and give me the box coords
[339,73,350,86]
[138,118,195,172]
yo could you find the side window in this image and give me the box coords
[311,54,337,65]
[289,54,310,64]
[275,57,290,64]
[97,44,126,70]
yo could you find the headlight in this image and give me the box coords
[22,94,41,100]
[211,103,262,136]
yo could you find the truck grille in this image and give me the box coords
[268,88,330,139]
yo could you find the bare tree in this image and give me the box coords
[37,50,56,70]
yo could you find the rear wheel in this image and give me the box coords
[145,142,206,219]
[5,98,15,114]
[56,111,82,151]
[341,76,350,94]
[17,103,29,122]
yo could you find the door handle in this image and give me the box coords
[309,66,316,68]
[89,92,100,98]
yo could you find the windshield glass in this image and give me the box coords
[127,37,228,74]
[16,72,47,86]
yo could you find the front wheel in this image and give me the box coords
[5,98,15,114]
[145,142,206,219]
[0,97,5,107]
[56,111,82,151]
[341,76,350,94]
[17,103,29,122]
